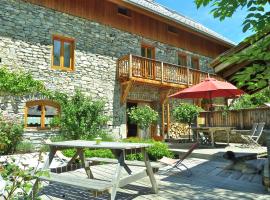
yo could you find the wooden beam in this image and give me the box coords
[120,80,133,105]
[130,77,187,89]
[162,103,165,136]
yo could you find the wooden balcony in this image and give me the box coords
[118,54,222,88]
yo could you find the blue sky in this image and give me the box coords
[155,0,253,44]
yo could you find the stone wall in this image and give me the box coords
[0,0,214,145]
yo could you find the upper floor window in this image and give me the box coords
[52,35,75,71]
[178,53,187,66]
[191,56,200,70]
[25,100,60,129]
[168,25,178,35]
[141,44,155,59]
[117,6,131,18]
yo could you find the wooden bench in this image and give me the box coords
[87,157,163,173]
[39,172,112,195]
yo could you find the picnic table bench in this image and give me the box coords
[87,157,163,173]
[37,140,158,200]
[39,172,112,193]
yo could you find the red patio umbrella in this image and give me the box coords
[169,78,244,126]
[170,78,244,99]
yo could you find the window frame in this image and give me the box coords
[24,100,60,130]
[178,53,188,66]
[52,35,75,71]
[141,44,155,59]
[117,6,132,18]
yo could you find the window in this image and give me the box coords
[117,6,131,17]
[52,35,75,71]
[25,100,60,129]
[191,57,200,70]
[168,25,178,35]
[178,53,187,66]
[141,44,155,59]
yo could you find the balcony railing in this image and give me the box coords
[118,54,222,87]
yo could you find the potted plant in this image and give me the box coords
[128,105,158,139]
[173,103,202,140]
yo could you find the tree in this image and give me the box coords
[173,103,202,140]
[195,0,270,91]
[128,106,158,139]
[50,90,109,140]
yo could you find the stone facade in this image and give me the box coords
[0,0,213,145]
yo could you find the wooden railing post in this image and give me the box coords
[129,54,133,79]
[161,62,164,83]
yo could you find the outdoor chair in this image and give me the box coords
[158,142,199,176]
[198,132,212,145]
[240,122,265,146]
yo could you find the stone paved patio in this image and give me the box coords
[38,158,270,200]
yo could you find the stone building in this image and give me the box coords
[0,0,234,145]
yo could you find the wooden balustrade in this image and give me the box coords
[118,54,222,87]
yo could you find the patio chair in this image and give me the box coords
[241,122,265,146]
[198,132,211,145]
[158,142,199,176]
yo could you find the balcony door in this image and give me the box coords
[141,45,155,79]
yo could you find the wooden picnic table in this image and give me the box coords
[42,140,158,200]
[192,127,234,147]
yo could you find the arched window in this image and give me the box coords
[25,100,60,129]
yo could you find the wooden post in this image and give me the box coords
[161,62,164,83]
[167,103,170,135]
[129,54,133,79]
[162,103,165,136]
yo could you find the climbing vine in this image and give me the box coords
[0,67,45,96]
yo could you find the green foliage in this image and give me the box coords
[195,0,270,92]
[0,116,24,154]
[0,67,45,96]
[84,149,114,158]
[173,103,202,126]
[49,90,109,140]
[147,142,173,161]
[62,149,114,159]
[122,137,173,161]
[128,106,158,130]
[15,141,35,154]
[229,87,270,109]
[0,153,47,200]
[195,0,270,33]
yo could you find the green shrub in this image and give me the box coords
[0,115,24,154]
[122,138,173,161]
[62,149,114,159]
[84,149,114,158]
[15,141,35,153]
[128,106,158,138]
[147,142,173,161]
[50,90,109,140]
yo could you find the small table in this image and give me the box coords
[43,140,158,200]
[192,127,234,147]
